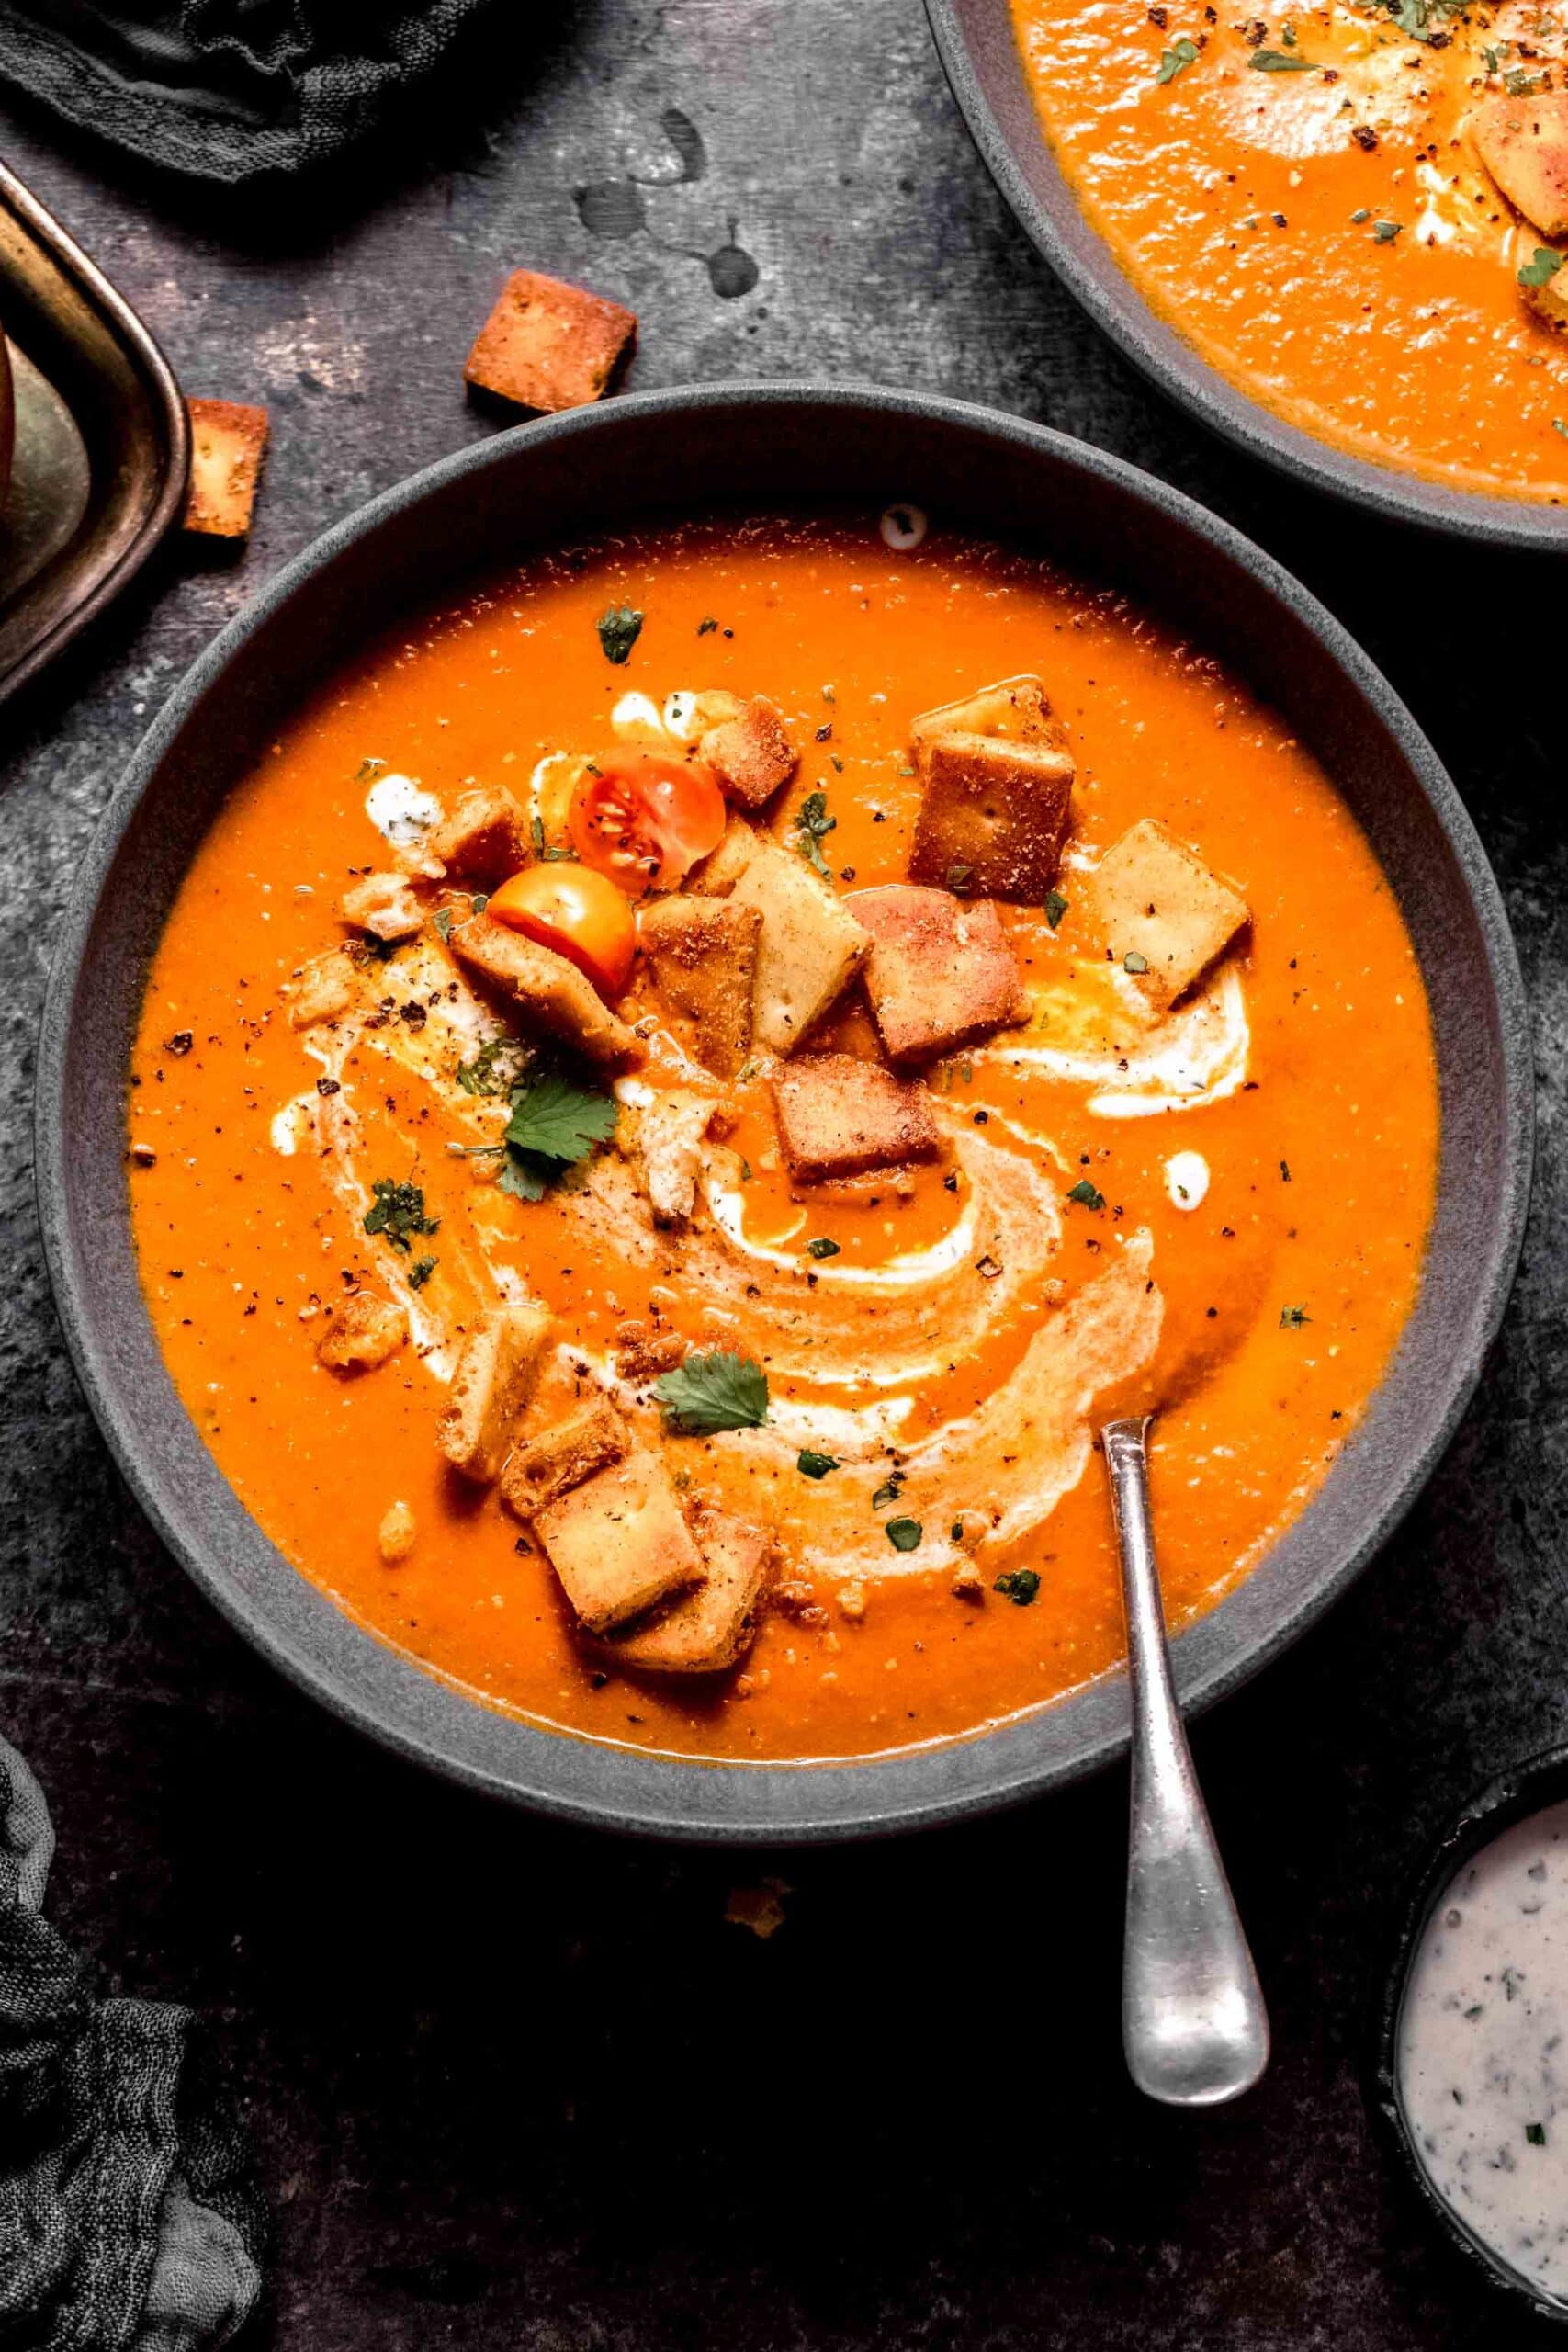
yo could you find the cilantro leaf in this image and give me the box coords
[1044,889,1068,930]
[886,1517,923,1552]
[497,1153,547,1201]
[1156,36,1200,78]
[596,605,644,665]
[1066,1178,1106,1210]
[995,1567,1041,1605]
[655,1350,770,1435]
[363,1178,439,1253]
[456,1036,528,1098]
[797,1449,839,1479]
[1521,246,1564,288]
[504,1069,620,1164]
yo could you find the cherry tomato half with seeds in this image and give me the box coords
[485,863,637,1000]
[567,753,727,894]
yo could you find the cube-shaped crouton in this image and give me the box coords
[699,695,798,808]
[855,885,1027,1064]
[341,871,424,943]
[633,1088,717,1226]
[638,893,761,1076]
[317,1292,407,1372]
[687,814,761,899]
[1475,92,1568,240]
[771,1054,942,1184]
[728,835,871,1056]
[288,949,358,1029]
[534,1450,703,1633]
[437,1302,554,1484]
[606,1510,773,1675]
[430,787,530,884]
[910,673,1060,749]
[909,732,1075,905]
[464,268,637,414]
[450,914,643,1069]
[184,399,269,539]
[501,1395,630,1519]
[613,1319,687,1382]
[1086,819,1249,1006]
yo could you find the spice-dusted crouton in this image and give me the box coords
[1474,91,1568,240]
[909,731,1075,905]
[464,268,637,414]
[910,673,1062,749]
[183,399,269,539]
[728,835,871,1055]
[437,1302,554,1484]
[378,1501,418,1563]
[855,885,1027,1064]
[450,914,644,1068]
[341,871,424,943]
[288,948,358,1028]
[633,1088,717,1225]
[606,1510,773,1674]
[317,1292,407,1373]
[1086,819,1249,1006]
[771,1053,942,1183]
[430,786,530,884]
[534,1449,703,1633]
[698,695,798,809]
[613,1319,687,1382]
[686,813,760,899]
[501,1396,630,1519]
[638,893,761,1076]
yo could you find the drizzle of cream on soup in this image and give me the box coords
[1399,1799,1568,2301]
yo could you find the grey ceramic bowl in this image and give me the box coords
[36,384,1533,1841]
[926,0,1568,549]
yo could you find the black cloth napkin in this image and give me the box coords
[0,1,501,183]
[0,1734,264,2349]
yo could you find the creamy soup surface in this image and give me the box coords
[129,517,1439,1764]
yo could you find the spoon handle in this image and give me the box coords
[1101,1415,1269,2107]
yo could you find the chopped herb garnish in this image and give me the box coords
[1556,418,1568,439]
[886,1516,924,1552]
[1156,35,1200,78]
[797,1449,839,1480]
[456,1036,528,1097]
[951,1521,965,1543]
[355,756,388,783]
[697,616,719,636]
[1280,1159,1292,1183]
[471,892,490,916]
[946,862,976,894]
[364,1178,439,1254]
[433,907,453,944]
[654,1350,770,1435]
[1528,2121,1548,2146]
[807,1237,841,1260]
[1249,47,1316,66]
[1520,246,1564,288]
[1280,1304,1311,1328]
[1123,950,1151,974]
[1067,1178,1106,1211]
[1045,889,1068,930]
[409,1256,437,1289]
[501,1066,619,1196]
[530,813,577,863]
[995,1567,1042,1605]
[1351,206,1371,223]
[794,788,837,877]
[872,1477,905,1511]
[596,605,644,665]
[1372,220,1401,243]
[1505,63,1540,92]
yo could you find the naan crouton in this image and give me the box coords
[638,893,761,1076]
[855,884,1027,1063]
[1086,819,1249,1006]
[699,695,798,808]
[534,1450,704,1633]
[317,1292,406,1372]
[633,1088,717,1225]
[727,834,870,1055]
[288,949,358,1028]
[438,1303,554,1484]
[613,1320,687,1382]
[687,812,760,899]
[341,871,424,943]
[605,1510,773,1674]
[464,268,637,414]
[430,786,530,884]
[909,731,1075,906]
[910,673,1063,749]
[771,1054,942,1183]
[501,1396,631,1520]
[184,399,269,539]
[1475,90,1568,239]
[450,914,644,1068]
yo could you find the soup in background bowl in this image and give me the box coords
[36,389,1529,1836]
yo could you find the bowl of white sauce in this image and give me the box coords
[1382,1752,1568,2322]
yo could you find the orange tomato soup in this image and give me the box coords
[1010,0,1568,502]
[129,518,1438,1763]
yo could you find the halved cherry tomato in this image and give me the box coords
[567,753,726,894]
[486,864,637,999]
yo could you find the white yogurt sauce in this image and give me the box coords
[365,770,441,845]
[1400,1798,1568,2301]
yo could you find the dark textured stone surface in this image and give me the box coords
[0,4,1563,2344]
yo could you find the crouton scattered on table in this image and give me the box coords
[910,673,1062,750]
[699,695,798,808]
[449,914,644,1069]
[771,1053,942,1184]
[606,1510,773,1674]
[720,833,870,1056]
[638,893,761,1076]
[533,1449,704,1633]
[1474,91,1568,240]
[430,786,530,884]
[437,1302,554,1484]
[184,399,269,539]
[288,949,359,1029]
[465,268,637,414]
[854,884,1027,1064]
[1085,818,1249,1006]
[317,1292,407,1373]
[341,871,424,943]
[501,1396,631,1520]
[908,731,1075,906]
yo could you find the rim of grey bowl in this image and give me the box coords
[924,0,1568,551]
[35,382,1534,1844]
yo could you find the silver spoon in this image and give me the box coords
[1101,1415,1270,2106]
